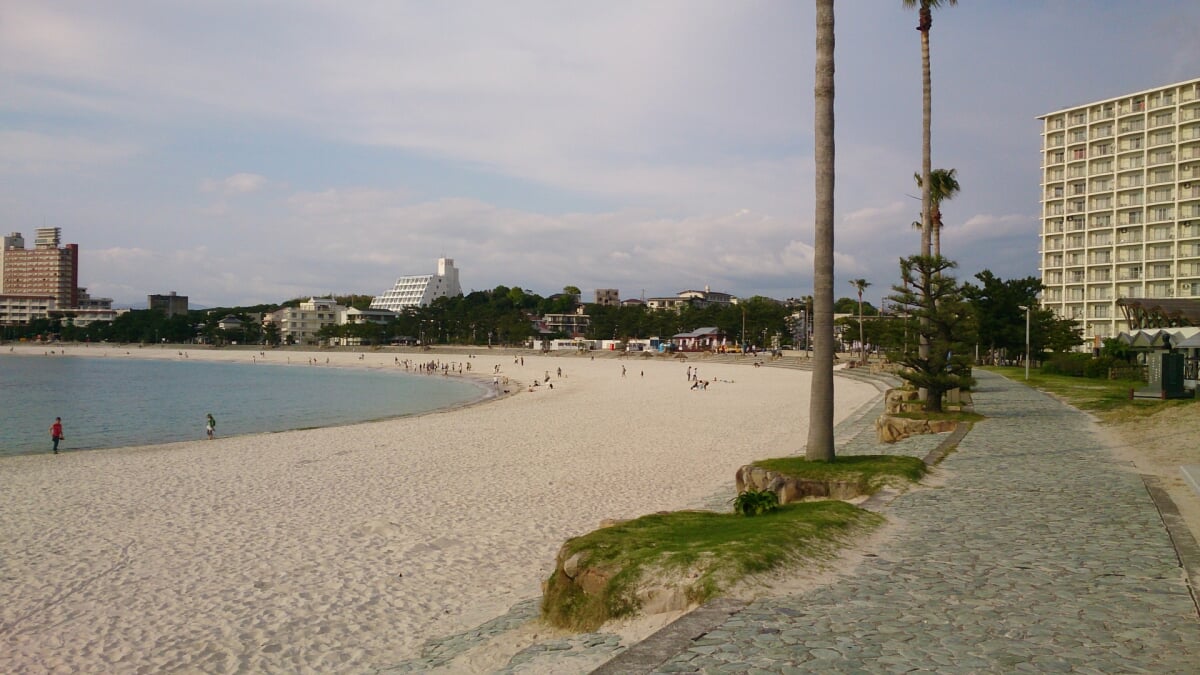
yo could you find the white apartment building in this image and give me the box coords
[264,297,346,345]
[1039,77,1200,341]
[370,257,462,311]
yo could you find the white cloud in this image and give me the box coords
[949,213,1037,240]
[0,130,139,174]
[10,1,1200,307]
[201,173,271,196]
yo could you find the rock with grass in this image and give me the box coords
[541,504,882,632]
[874,414,958,443]
[736,464,866,502]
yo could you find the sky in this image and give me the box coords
[3,1,1199,309]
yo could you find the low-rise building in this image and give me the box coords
[594,288,620,306]
[647,286,737,312]
[344,307,397,325]
[677,286,735,308]
[264,297,346,345]
[539,308,591,337]
[0,294,55,325]
[672,327,728,351]
[149,292,189,317]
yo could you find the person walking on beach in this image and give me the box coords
[206,413,216,440]
[50,417,64,454]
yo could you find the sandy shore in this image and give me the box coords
[0,345,879,673]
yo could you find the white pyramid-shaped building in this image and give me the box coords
[370,257,462,310]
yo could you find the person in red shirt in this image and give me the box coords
[50,417,64,454]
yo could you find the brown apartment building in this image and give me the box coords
[1,228,79,309]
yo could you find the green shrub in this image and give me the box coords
[1041,353,1119,379]
[730,489,780,516]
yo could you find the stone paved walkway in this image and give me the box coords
[643,370,1200,674]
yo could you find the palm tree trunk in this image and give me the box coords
[858,291,865,366]
[806,0,835,462]
[919,7,933,258]
[917,6,933,376]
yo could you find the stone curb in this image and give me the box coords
[588,598,748,675]
[1141,474,1200,618]
[921,420,970,466]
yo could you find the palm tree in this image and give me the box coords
[806,0,835,463]
[903,0,957,258]
[914,168,960,256]
[850,278,871,365]
[903,0,956,377]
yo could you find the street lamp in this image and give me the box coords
[1021,304,1031,380]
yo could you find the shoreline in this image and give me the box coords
[1,344,506,457]
[0,345,881,673]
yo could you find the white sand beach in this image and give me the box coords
[0,346,879,673]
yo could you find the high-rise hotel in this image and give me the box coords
[2,227,79,309]
[1039,77,1200,341]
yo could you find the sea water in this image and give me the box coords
[0,354,487,456]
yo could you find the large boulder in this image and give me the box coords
[735,464,866,502]
[884,387,922,414]
[543,535,695,630]
[875,414,957,443]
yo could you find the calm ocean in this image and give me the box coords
[0,354,488,456]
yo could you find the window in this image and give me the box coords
[1151,131,1175,145]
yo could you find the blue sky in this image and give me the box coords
[3,1,1199,308]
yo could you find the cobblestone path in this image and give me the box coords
[647,371,1200,673]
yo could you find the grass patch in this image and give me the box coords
[542,501,881,631]
[982,366,1193,420]
[751,455,928,495]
